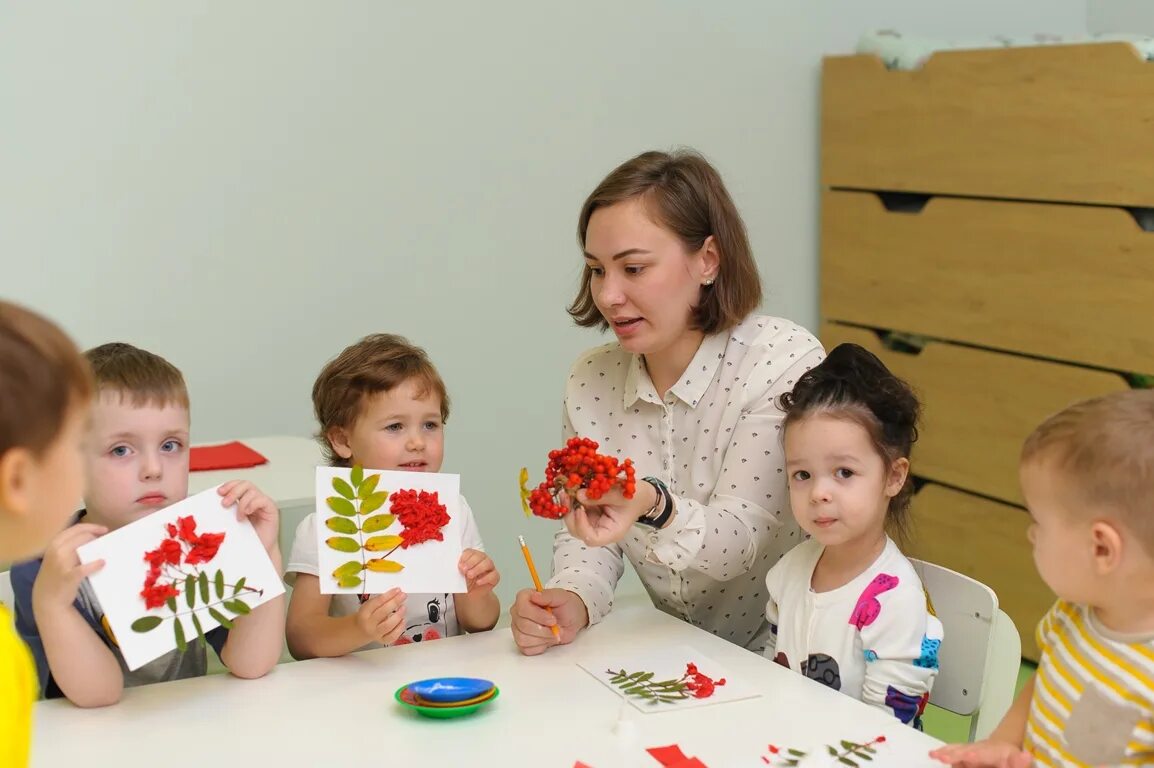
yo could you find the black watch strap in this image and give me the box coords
[636,477,674,529]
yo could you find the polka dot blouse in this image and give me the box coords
[545,314,825,651]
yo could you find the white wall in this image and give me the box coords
[1088,0,1154,34]
[0,1,1088,613]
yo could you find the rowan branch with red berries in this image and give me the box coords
[130,515,261,652]
[520,437,637,519]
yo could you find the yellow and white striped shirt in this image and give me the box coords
[1025,600,1154,767]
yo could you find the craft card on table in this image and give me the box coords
[314,466,465,595]
[76,487,284,671]
[578,644,759,712]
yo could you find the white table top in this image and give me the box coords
[187,435,322,510]
[31,603,943,767]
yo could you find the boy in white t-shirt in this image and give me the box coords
[285,334,500,657]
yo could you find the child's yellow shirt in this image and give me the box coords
[0,602,34,767]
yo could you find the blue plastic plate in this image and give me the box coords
[406,677,495,703]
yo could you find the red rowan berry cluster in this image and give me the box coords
[521,437,636,519]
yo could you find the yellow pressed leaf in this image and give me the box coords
[338,575,363,588]
[364,535,403,552]
[325,517,358,534]
[365,558,404,573]
[332,561,363,579]
[357,473,381,499]
[325,536,360,553]
[361,514,395,533]
[332,477,355,500]
[360,491,389,515]
[326,496,357,517]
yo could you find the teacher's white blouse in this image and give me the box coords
[546,314,824,651]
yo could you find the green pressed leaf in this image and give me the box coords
[364,535,403,552]
[637,672,654,682]
[208,607,235,630]
[361,514,395,533]
[365,558,403,573]
[840,742,856,750]
[214,570,225,600]
[233,576,247,595]
[333,561,364,579]
[166,596,177,613]
[623,686,644,694]
[854,753,873,762]
[357,473,380,499]
[838,759,857,767]
[638,690,655,698]
[325,536,360,553]
[787,750,805,757]
[191,612,206,645]
[337,575,363,588]
[359,491,389,515]
[350,464,364,488]
[828,747,839,756]
[131,616,163,632]
[174,619,187,652]
[326,496,357,517]
[198,572,210,604]
[325,517,359,534]
[627,671,644,681]
[185,575,196,608]
[224,599,252,616]
[784,761,799,768]
[332,477,355,500]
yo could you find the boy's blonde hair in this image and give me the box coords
[85,342,189,410]
[1022,390,1154,554]
[312,334,450,467]
[0,301,92,459]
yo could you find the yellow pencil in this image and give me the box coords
[518,535,560,639]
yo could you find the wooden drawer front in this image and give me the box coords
[822,43,1154,208]
[908,484,1054,661]
[820,323,1128,505]
[821,190,1154,373]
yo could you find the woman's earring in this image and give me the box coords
[702,278,715,286]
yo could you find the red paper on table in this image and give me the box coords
[647,745,709,768]
[189,441,268,471]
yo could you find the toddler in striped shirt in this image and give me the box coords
[931,390,1154,768]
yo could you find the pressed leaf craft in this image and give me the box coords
[322,466,452,588]
[130,515,263,649]
[605,662,727,705]
[520,437,637,519]
[762,736,886,767]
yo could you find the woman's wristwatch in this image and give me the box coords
[636,476,674,529]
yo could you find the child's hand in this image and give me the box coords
[356,588,407,645]
[31,524,108,611]
[459,549,499,594]
[929,741,1033,767]
[218,481,279,553]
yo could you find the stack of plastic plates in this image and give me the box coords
[394,677,500,719]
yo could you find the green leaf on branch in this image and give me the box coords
[326,497,357,517]
[208,607,234,630]
[332,477,355,500]
[131,616,163,633]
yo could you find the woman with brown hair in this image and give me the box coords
[510,149,824,655]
